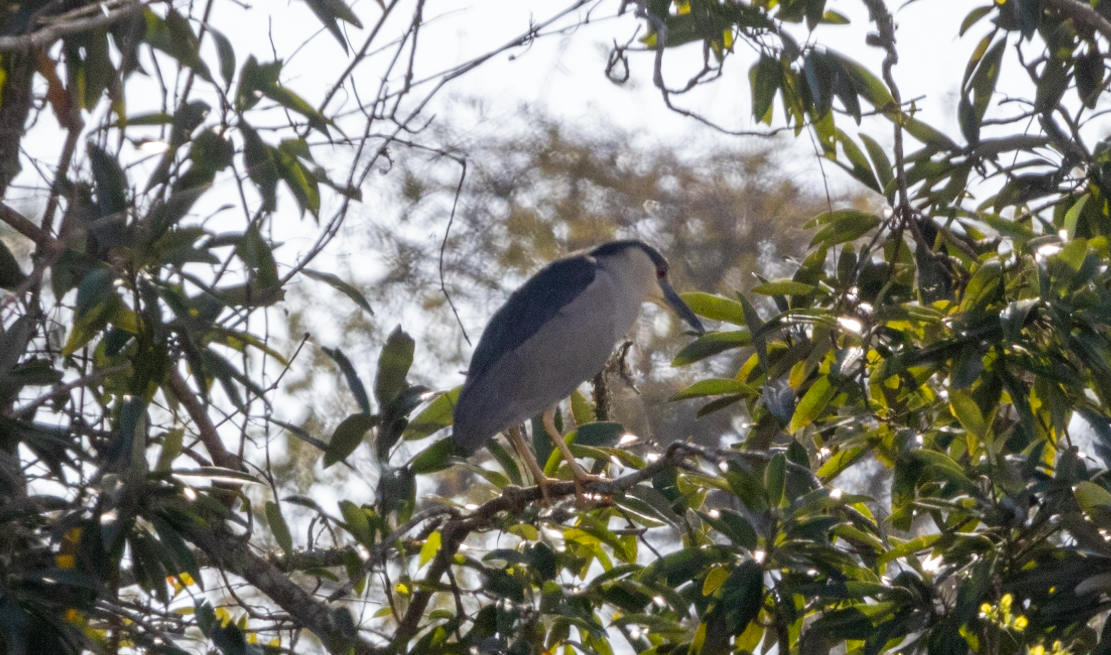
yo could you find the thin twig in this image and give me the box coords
[439,157,470,346]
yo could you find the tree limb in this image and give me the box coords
[390,441,709,648]
[168,369,242,471]
[0,203,48,246]
[180,521,381,655]
[0,1,152,52]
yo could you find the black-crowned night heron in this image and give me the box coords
[452,239,705,501]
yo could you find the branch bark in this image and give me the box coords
[168,369,242,471]
[0,203,48,246]
[181,521,380,655]
[1044,0,1111,42]
[0,1,151,52]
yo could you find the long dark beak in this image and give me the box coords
[659,278,705,335]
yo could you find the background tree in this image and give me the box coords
[285,108,852,460]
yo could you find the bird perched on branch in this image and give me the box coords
[452,239,705,501]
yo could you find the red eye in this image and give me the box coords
[657,269,666,279]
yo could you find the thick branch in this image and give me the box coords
[0,203,48,246]
[391,442,709,648]
[0,1,151,52]
[181,521,379,655]
[168,369,241,471]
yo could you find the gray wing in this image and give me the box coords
[453,254,600,454]
[466,255,597,381]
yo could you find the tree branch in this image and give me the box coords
[0,1,152,52]
[390,441,710,648]
[168,369,242,471]
[0,203,48,246]
[181,521,380,655]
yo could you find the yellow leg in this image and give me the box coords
[507,426,551,504]
[542,407,606,502]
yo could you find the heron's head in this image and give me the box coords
[591,240,706,335]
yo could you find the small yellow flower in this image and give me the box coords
[1013,615,1027,631]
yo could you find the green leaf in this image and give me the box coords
[959,5,993,36]
[324,413,376,468]
[208,27,236,88]
[322,346,371,414]
[118,112,175,126]
[671,379,757,401]
[274,139,322,216]
[1076,45,1104,108]
[88,143,128,217]
[672,331,752,366]
[338,500,373,545]
[572,422,625,447]
[64,268,119,356]
[571,389,594,425]
[1075,481,1111,513]
[1035,55,1069,113]
[374,326,415,407]
[0,239,27,290]
[155,428,185,471]
[235,56,278,112]
[858,133,893,195]
[302,269,374,316]
[419,531,441,567]
[409,437,461,474]
[301,0,363,52]
[403,387,460,441]
[832,52,894,109]
[163,9,212,81]
[749,55,780,124]
[876,534,941,565]
[240,125,278,212]
[172,467,261,484]
[949,390,986,439]
[971,37,1005,117]
[235,224,280,289]
[835,130,880,192]
[808,210,881,247]
[149,185,208,239]
[265,501,293,555]
[765,453,786,507]
[235,56,332,135]
[1063,194,1089,240]
[680,292,748,325]
[270,418,329,451]
[788,375,836,432]
[752,280,816,297]
[900,115,959,151]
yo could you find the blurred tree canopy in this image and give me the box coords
[288,112,846,454]
[9,0,1111,654]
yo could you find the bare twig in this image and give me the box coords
[439,156,471,346]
